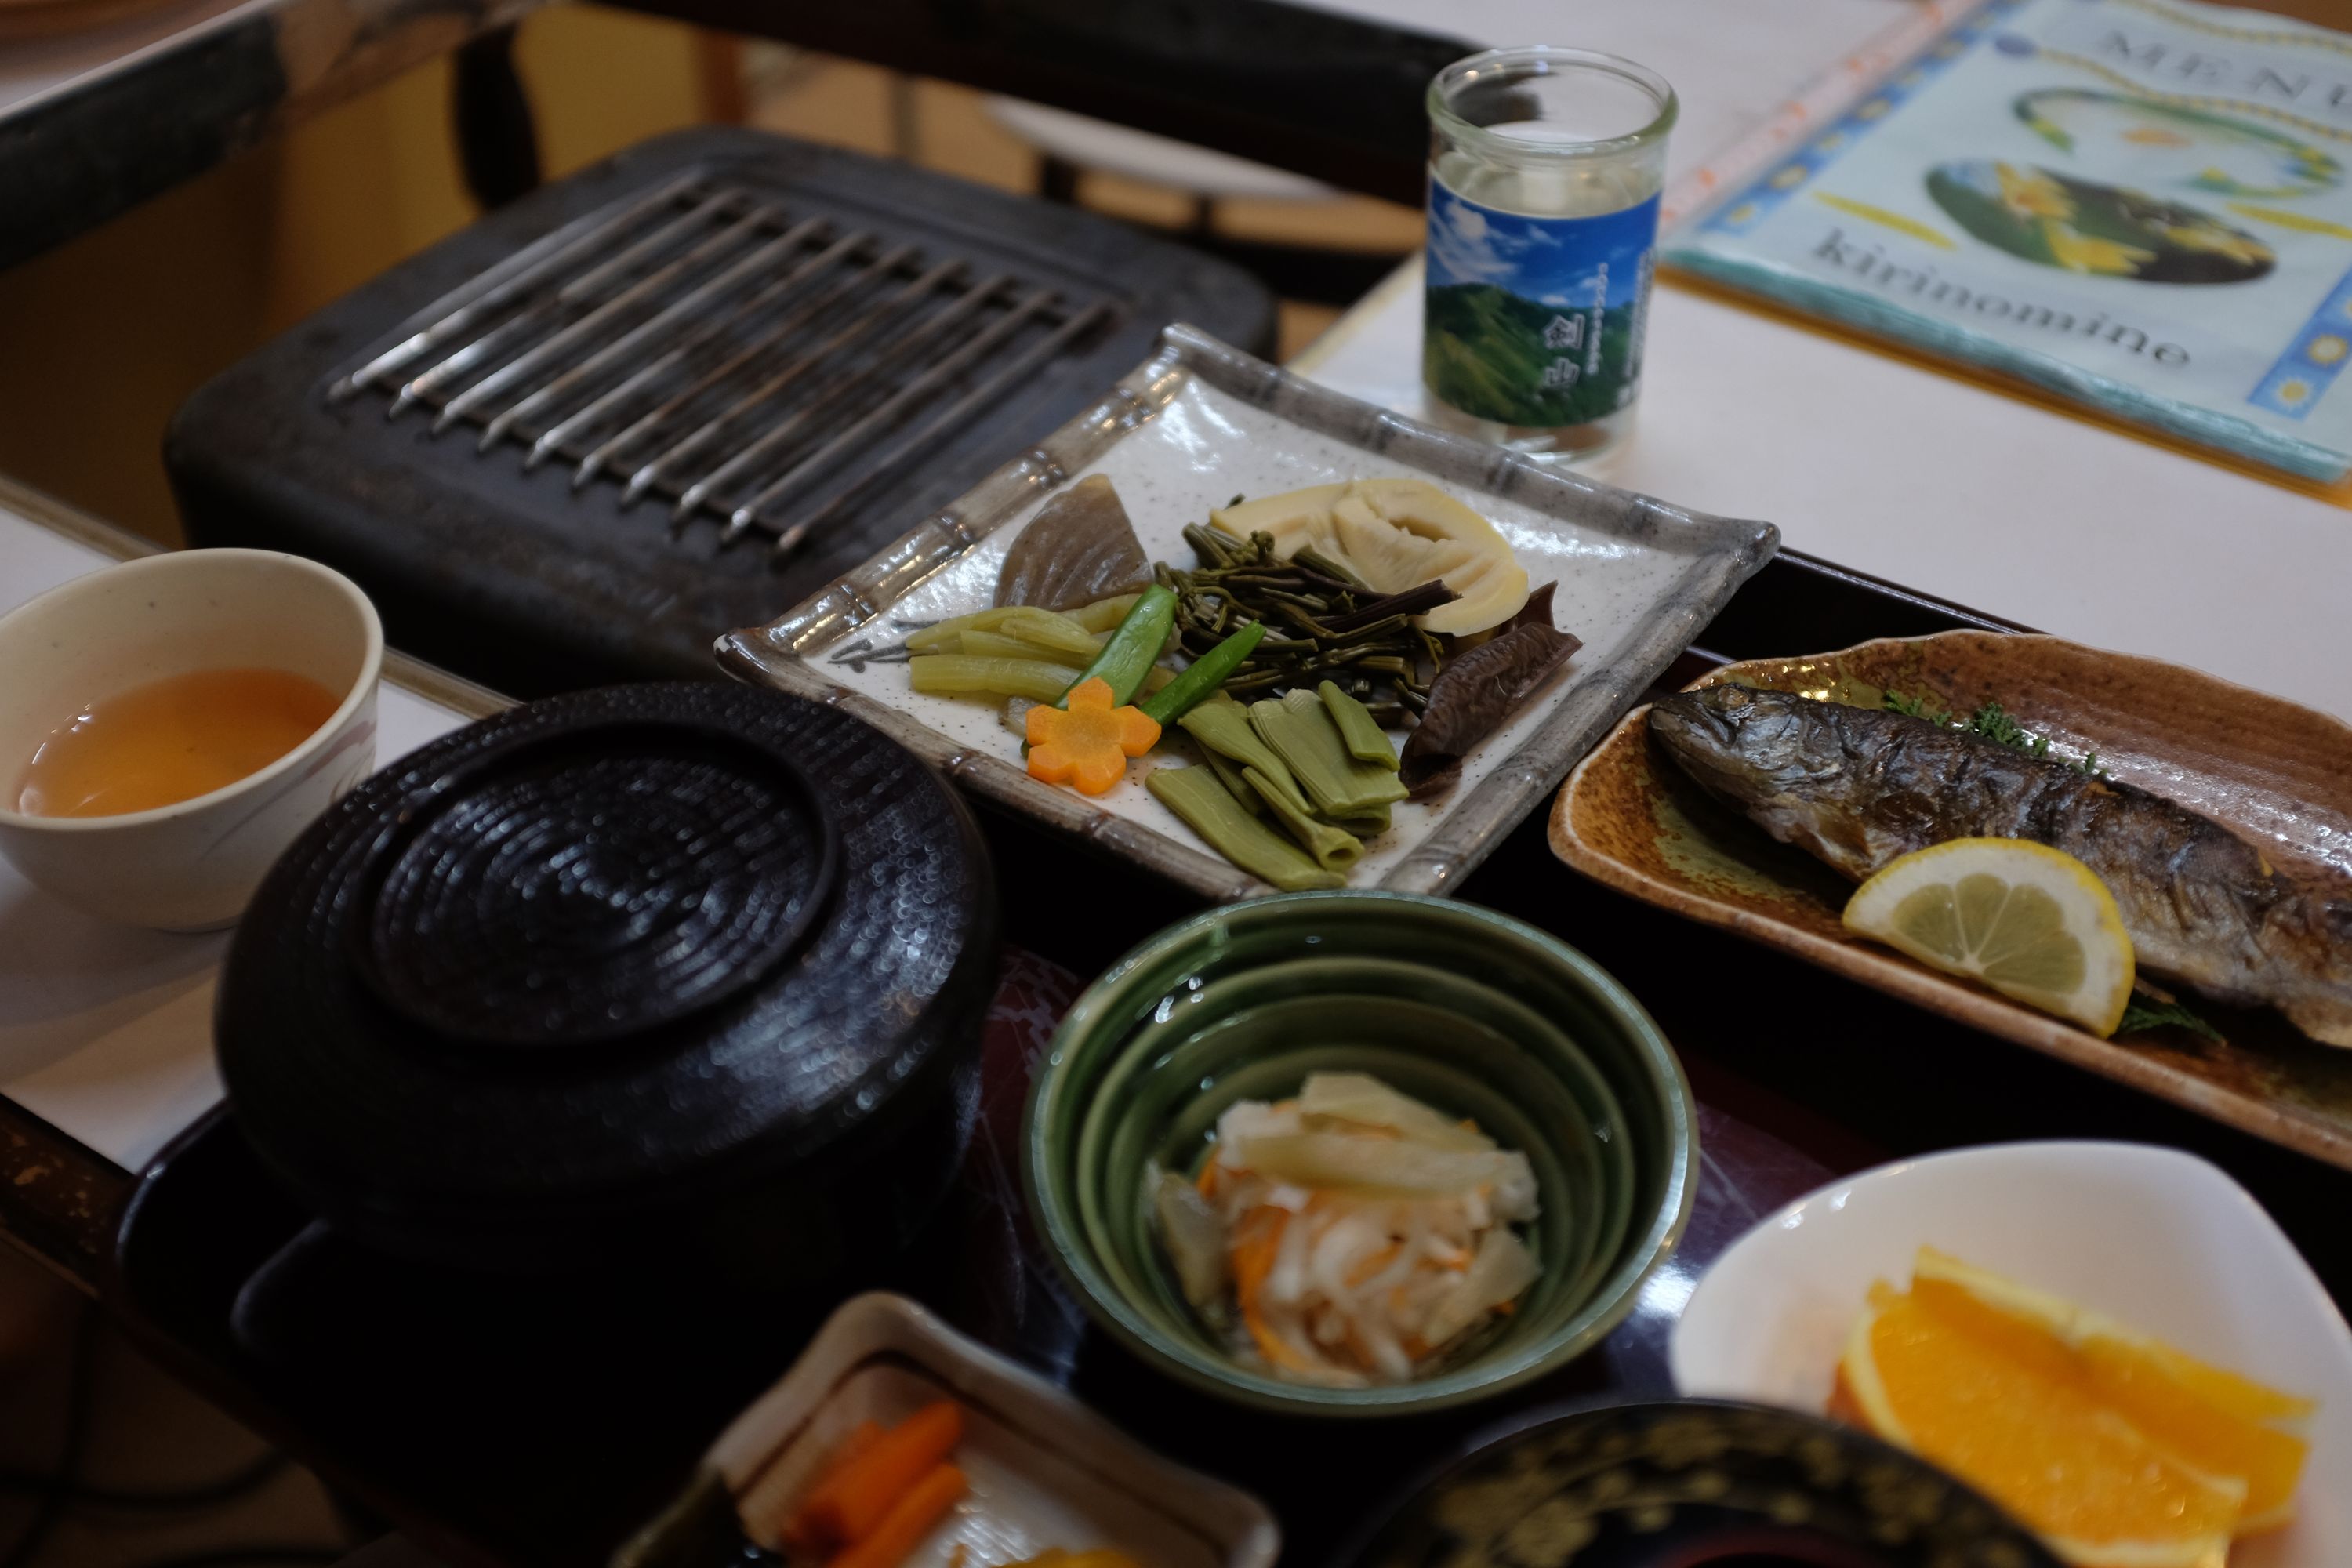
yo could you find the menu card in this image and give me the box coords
[1667,0,2352,480]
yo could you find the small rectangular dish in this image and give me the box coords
[615,1291,1278,1568]
[717,324,1777,899]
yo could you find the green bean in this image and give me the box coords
[1141,621,1266,727]
[1059,586,1177,706]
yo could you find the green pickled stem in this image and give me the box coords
[1245,766,1364,873]
[1069,593,1142,633]
[1146,766,1343,891]
[1250,690,1410,816]
[992,608,1104,662]
[1319,680,1399,769]
[1178,696,1299,797]
[909,655,1082,704]
[1201,746,1264,815]
[905,605,1026,652]
[959,627,1103,662]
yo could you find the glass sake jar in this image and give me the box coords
[1423,47,1678,461]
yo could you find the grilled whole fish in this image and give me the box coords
[1647,683,2352,1047]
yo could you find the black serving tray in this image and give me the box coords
[102,547,2352,1566]
[96,549,2034,1568]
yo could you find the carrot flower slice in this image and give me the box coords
[1025,677,1161,796]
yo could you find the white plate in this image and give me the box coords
[621,1290,1277,1568]
[1669,1141,2352,1567]
[720,325,1776,900]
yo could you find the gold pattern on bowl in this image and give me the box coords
[1352,1402,2057,1568]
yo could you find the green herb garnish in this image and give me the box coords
[1883,688,1951,725]
[2118,996,2226,1043]
[1885,689,2108,779]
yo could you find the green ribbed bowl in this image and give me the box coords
[1022,891,1698,1417]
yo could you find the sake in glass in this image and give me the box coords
[1424,47,1677,461]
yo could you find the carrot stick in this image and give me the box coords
[793,1402,964,1548]
[774,1420,886,1552]
[823,1462,965,1568]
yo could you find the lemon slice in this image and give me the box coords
[1842,838,2135,1036]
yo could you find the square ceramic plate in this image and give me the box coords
[617,1291,1278,1568]
[717,324,1777,899]
[1669,1142,2352,1568]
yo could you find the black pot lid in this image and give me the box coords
[217,682,996,1236]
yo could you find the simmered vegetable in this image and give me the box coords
[996,474,1152,611]
[1212,478,1528,636]
[1398,584,1582,799]
[1319,680,1399,769]
[909,655,1082,705]
[826,1464,966,1568]
[1245,765,1364,873]
[1140,620,1265,727]
[786,1401,963,1549]
[1164,1073,1542,1386]
[1163,524,1448,723]
[1067,593,1142,633]
[906,605,1098,658]
[1178,695,1295,789]
[1026,677,1160,795]
[1250,690,1409,818]
[1060,585,1178,708]
[1145,767,1342,891]
[957,627,1101,663]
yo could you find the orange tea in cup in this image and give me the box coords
[16,667,342,818]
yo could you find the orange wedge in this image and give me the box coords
[1835,1279,2245,1568]
[1910,1249,2313,1532]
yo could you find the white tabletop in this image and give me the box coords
[0,506,482,1171]
[1293,0,2352,722]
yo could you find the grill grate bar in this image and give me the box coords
[767,301,1113,561]
[726,285,1059,548]
[574,238,913,495]
[474,214,833,452]
[334,175,1118,556]
[670,266,1011,524]
[429,202,789,431]
[627,252,962,514]
[327,172,706,403]
[383,190,756,420]
[524,228,873,473]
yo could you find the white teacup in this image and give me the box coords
[0,549,383,931]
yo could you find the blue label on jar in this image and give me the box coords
[1424,180,1661,428]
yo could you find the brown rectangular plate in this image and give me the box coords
[717,324,1777,900]
[1551,629,2352,1169]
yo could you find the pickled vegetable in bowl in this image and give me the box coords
[1152,1073,1542,1387]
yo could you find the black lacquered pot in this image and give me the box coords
[216,683,998,1280]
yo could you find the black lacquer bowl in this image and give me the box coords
[1341,1399,2063,1568]
[216,683,998,1280]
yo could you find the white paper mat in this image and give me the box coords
[0,517,476,1171]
